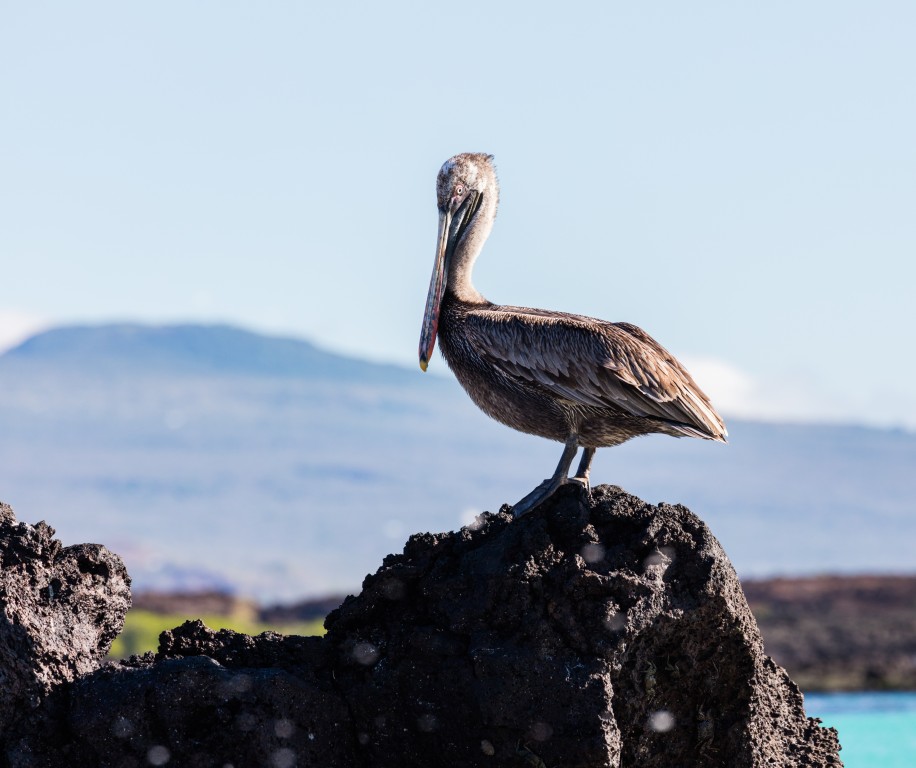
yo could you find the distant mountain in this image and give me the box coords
[2,323,411,382]
[1,322,914,601]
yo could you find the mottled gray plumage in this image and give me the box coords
[420,153,726,516]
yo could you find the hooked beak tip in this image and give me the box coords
[419,358,429,372]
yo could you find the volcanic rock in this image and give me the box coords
[0,487,843,767]
[0,502,130,744]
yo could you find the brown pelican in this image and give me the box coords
[419,153,727,517]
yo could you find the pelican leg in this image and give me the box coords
[512,435,580,518]
[570,447,596,490]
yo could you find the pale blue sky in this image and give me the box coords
[2,2,914,427]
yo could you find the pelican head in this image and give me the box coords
[419,153,498,371]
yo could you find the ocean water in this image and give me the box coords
[805,692,916,767]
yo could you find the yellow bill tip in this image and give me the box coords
[419,359,428,372]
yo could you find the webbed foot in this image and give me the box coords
[511,436,589,518]
[512,477,565,518]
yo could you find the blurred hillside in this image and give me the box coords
[1,323,914,601]
[746,575,916,691]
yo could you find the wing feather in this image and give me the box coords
[464,306,726,439]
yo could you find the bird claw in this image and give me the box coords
[568,475,590,492]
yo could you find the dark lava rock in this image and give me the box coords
[0,487,843,767]
[324,484,842,768]
[15,628,358,768]
[0,501,130,743]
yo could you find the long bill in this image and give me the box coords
[418,210,452,371]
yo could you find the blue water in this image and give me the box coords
[805,692,916,767]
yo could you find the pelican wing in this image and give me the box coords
[465,306,726,439]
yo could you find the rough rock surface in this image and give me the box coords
[0,502,130,741]
[324,484,842,768]
[0,487,843,767]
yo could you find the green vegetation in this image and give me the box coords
[110,609,326,658]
